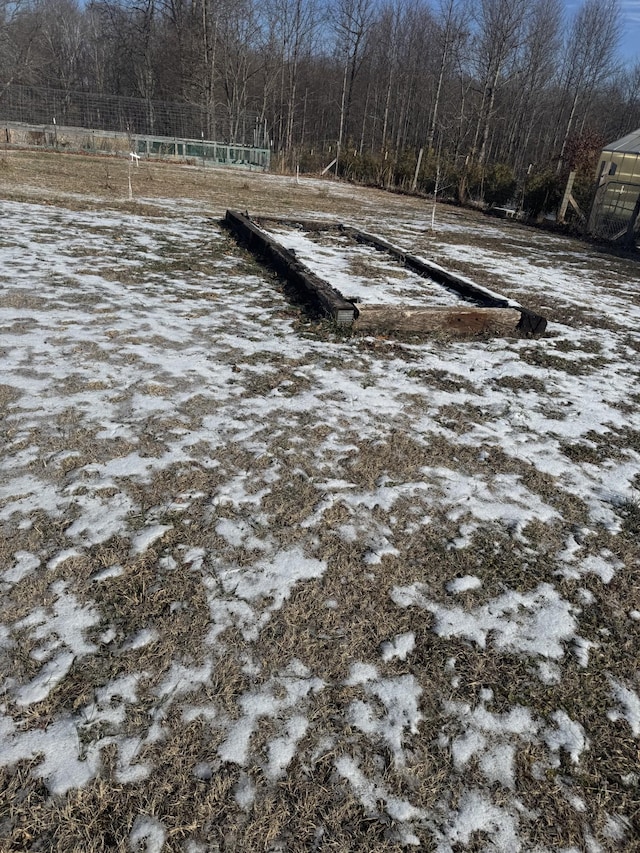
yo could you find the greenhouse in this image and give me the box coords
[588,128,640,244]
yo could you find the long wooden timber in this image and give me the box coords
[225,211,547,337]
[223,210,355,324]
[340,224,546,337]
[352,305,523,336]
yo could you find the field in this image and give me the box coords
[1,149,639,852]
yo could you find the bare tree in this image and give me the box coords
[215,0,263,142]
[0,0,41,93]
[366,1,401,156]
[499,0,562,172]
[332,0,375,172]
[554,0,621,171]
[37,0,87,97]
[470,0,529,168]
[427,0,468,154]
[262,0,319,160]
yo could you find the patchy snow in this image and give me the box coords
[216,661,324,769]
[91,564,124,582]
[0,715,101,795]
[3,550,40,584]
[347,665,422,766]
[380,632,416,662]
[1,192,638,851]
[11,582,100,705]
[207,548,327,643]
[120,627,159,651]
[446,575,482,594]
[555,547,623,584]
[263,225,470,308]
[128,816,167,853]
[544,711,589,765]
[608,679,640,737]
[434,788,522,853]
[130,524,173,555]
[336,755,425,845]
[444,698,535,789]
[391,582,581,661]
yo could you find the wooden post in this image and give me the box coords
[557,170,576,223]
[411,148,424,192]
[431,162,440,231]
[567,193,585,222]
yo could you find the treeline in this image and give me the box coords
[2,0,640,207]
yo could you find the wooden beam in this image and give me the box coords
[256,216,340,233]
[353,305,522,336]
[568,192,585,223]
[342,225,510,308]
[558,170,576,223]
[224,211,547,338]
[223,210,356,324]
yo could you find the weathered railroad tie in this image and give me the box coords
[223,210,547,337]
[223,210,356,325]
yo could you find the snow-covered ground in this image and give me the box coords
[0,186,639,852]
[262,225,471,307]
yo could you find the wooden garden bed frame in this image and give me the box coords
[223,210,547,337]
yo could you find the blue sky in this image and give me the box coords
[618,0,640,62]
[562,0,639,63]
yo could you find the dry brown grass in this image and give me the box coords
[0,149,402,223]
[1,150,639,853]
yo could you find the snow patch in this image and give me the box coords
[336,755,424,845]
[347,670,422,766]
[130,524,173,555]
[446,575,482,594]
[129,815,166,853]
[13,582,100,705]
[217,661,323,769]
[392,582,580,661]
[544,711,588,765]
[435,788,522,852]
[380,632,415,662]
[608,678,640,737]
[4,551,41,583]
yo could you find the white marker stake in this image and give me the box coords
[128,152,140,200]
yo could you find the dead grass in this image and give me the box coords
[517,345,608,375]
[2,150,640,852]
[346,256,408,282]
[0,149,401,222]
